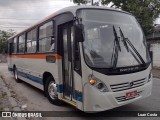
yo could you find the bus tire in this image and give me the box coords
[45,76,63,106]
[13,67,21,83]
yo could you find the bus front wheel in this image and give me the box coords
[45,76,63,105]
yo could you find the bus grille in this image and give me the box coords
[110,78,146,92]
[115,91,143,102]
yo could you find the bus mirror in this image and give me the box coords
[74,24,84,42]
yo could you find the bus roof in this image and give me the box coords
[8,5,131,40]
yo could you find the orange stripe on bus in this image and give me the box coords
[8,54,62,59]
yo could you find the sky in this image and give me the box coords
[155,18,160,25]
[0,0,159,32]
[0,0,75,32]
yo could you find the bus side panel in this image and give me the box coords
[10,55,60,91]
[73,71,83,110]
[8,55,13,72]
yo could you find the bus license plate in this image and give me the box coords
[126,91,137,98]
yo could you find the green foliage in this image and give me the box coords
[0,30,16,53]
[101,0,160,34]
[73,0,99,5]
[73,0,88,5]
[73,0,160,35]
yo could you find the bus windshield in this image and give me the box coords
[78,9,150,68]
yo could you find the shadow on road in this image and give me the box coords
[17,78,148,117]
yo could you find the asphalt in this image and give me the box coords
[0,63,160,120]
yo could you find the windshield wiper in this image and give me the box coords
[119,27,129,52]
[111,26,121,68]
[119,27,145,65]
[113,26,121,52]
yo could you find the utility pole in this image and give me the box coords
[91,0,100,6]
[91,0,93,5]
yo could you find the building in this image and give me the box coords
[147,25,160,42]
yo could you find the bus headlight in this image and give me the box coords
[89,79,96,85]
[88,75,109,92]
[148,72,152,82]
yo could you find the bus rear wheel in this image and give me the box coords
[45,76,63,106]
[13,67,21,83]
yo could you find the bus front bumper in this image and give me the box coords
[83,80,152,112]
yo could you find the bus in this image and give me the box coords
[7,6,152,112]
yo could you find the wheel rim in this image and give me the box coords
[48,81,58,100]
[15,69,18,80]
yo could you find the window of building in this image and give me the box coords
[27,29,37,53]
[38,21,55,52]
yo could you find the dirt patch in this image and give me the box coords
[0,76,13,111]
[152,68,160,79]
[0,75,26,110]
[0,74,45,120]
[0,75,28,111]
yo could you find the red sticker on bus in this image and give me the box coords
[126,91,137,98]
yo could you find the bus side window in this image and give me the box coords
[18,34,25,53]
[74,42,81,70]
[27,29,37,53]
[12,37,17,54]
[38,21,55,53]
[73,26,81,73]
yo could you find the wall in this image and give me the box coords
[150,43,160,67]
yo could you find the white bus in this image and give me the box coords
[8,6,152,112]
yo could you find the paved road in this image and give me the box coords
[0,63,160,120]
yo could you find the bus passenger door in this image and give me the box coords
[62,23,75,101]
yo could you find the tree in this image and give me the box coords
[73,0,98,5]
[73,0,88,5]
[0,29,16,53]
[73,0,160,35]
[101,0,160,34]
